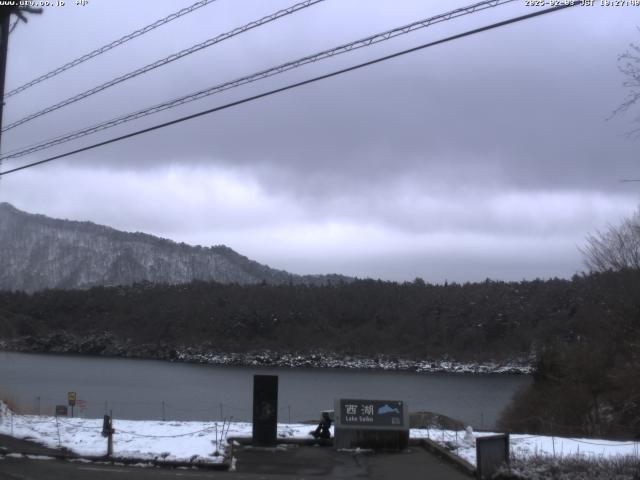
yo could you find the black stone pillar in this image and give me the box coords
[252,375,278,446]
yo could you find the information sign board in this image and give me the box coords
[338,399,405,427]
[334,398,409,450]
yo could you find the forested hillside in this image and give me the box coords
[0,203,350,291]
[0,271,637,361]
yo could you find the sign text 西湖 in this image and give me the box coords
[339,399,404,427]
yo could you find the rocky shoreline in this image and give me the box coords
[0,332,533,375]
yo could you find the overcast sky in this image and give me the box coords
[0,0,638,282]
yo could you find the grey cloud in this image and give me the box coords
[1,0,639,281]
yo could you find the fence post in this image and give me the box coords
[162,401,165,421]
[102,413,114,458]
[108,426,113,458]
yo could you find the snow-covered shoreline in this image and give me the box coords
[1,402,637,469]
[0,336,532,375]
[175,350,532,374]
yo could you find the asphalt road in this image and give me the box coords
[0,446,472,479]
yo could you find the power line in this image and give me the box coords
[0,3,577,178]
[2,0,325,133]
[0,0,516,161]
[1,3,576,175]
[4,0,219,99]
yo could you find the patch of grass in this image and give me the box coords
[494,453,640,480]
[409,411,465,430]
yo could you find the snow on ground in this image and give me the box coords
[0,401,314,464]
[410,427,640,466]
[2,402,638,467]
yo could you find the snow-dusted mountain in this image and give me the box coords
[0,203,349,292]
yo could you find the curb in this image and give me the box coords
[1,451,72,461]
[0,450,230,470]
[418,438,476,477]
[85,455,231,470]
[227,435,333,447]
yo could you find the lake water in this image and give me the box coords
[0,351,530,428]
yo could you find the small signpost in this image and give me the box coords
[77,399,87,417]
[334,398,409,450]
[68,391,76,417]
[55,405,68,417]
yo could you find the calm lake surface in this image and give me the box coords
[0,351,530,428]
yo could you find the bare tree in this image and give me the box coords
[581,209,640,272]
[612,34,640,135]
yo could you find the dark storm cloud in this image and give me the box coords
[3,1,636,195]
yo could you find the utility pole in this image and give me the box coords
[0,4,43,159]
[0,10,10,157]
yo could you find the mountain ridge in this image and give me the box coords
[0,202,351,292]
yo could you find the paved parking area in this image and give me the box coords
[0,435,472,479]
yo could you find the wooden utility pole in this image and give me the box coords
[0,10,10,155]
[0,4,43,158]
